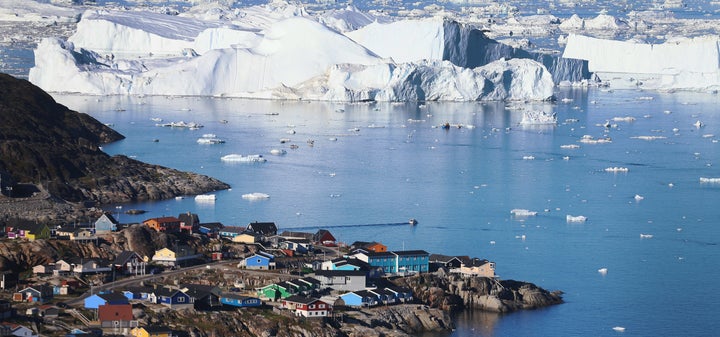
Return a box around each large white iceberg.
[28,8,558,101]
[563,34,720,91]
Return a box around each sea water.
[51,88,720,337]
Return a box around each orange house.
[143,217,181,233]
[365,242,387,253]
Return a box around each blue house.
[353,250,429,274]
[340,290,380,307]
[242,251,275,270]
[219,293,262,308]
[94,212,119,233]
[16,285,53,303]
[122,286,153,301]
[198,222,224,237]
[84,292,129,309]
[155,286,193,310]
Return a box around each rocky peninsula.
[0,73,230,222]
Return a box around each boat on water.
[409,218,418,225]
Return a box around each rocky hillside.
[0,73,229,217]
[394,272,563,313]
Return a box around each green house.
[257,282,295,301]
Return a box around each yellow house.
[131,326,173,337]
[456,258,496,278]
[151,246,197,267]
[232,233,259,244]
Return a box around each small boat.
[409,218,418,225]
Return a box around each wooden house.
[151,246,199,267]
[429,254,465,272]
[231,231,260,244]
[84,292,129,309]
[245,221,277,238]
[350,241,387,253]
[98,303,136,329]
[313,229,337,246]
[180,284,222,310]
[72,259,112,274]
[240,251,275,270]
[219,293,262,308]
[257,282,295,301]
[281,296,331,317]
[339,290,380,307]
[94,212,119,233]
[455,257,496,278]
[14,285,53,303]
[198,222,224,237]
[143,217,181,233]
[177,212,200,233]
[114,251,146,276]
[4,323,35,337]
[314,270,367,291]
[16,223,51,241]
[154,287,193,310]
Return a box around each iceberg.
[242,192,270,200]
[566,215,587,223]
[511,209,538,216]
[221,154,267,163]
[27,8,562,101]
[563,34,720,91]
[194,194,216,202]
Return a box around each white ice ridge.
[562,34,720,91]
[511,209,538,216]
[566,215,587,223]
[27,7,567,101]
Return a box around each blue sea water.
[51,88,720,337]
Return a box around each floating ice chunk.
[561,144,580,149]
[270,149,287,155]
[242,192,270,200]
[511,209,538,216]
[522,155,535,160]
[700,177,720,183]
[195,194,216,202]
[631,136,666,141]
[640,233,653,238]
[612,116,636,122]
[566,215,587,223]
[197,134,225,144]
[598,267,608,275]
[520,110,557,125]
[634,194,644,201]
[605,167,629,173]
[694,120,704,128]
[579,135,612,144]
[221,154,267,163]
[563,156,570,160]
[612,326,626,332]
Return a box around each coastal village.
[0,211,502,337]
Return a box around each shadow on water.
[418,310,502,337]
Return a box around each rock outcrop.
[394,272,563,313]
[0,73,229,221]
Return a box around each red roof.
[98,304,133,322]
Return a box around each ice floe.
[566,215,587,223]
[242,192,270,200]
[511,209,538,217]
[220,154,267,163]
[605,167,629,173]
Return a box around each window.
[319,304,325,308]
[309,304,315,309]
[257,259,261,263]
[178,296,185,303]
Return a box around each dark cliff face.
[0,73,229,204]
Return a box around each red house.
[313,229,337,247]
[98,303,135,328]
[282,296,332,317]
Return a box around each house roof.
[220,226,246,234]
[314,229,335,241]
[299,277,321,286]
[113,251,141,265]
[199,222,224,230]
[143,326,173,334]
[98,212,119,224]
[98,303,132,321]
[246,222,277,235]
[177,212,200,226]
[144,217,180,224]
[429,254,462,263]
[314,270,366,277]
[154,286,186,297]
[97,292,130,303]
[181,284,221,298]
[280,231,314,240]
[393,250,429,256]
[220,293,257,301]
[283,295,322,305]
[462,257,492,267]
[364,251,396,258]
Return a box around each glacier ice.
[27,8,565,101]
